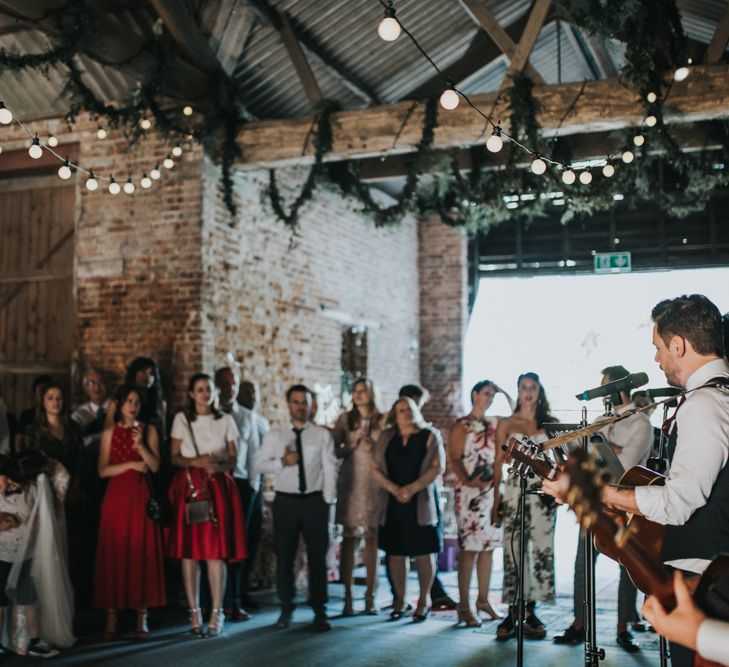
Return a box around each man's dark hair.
[286,384,312,402]
[652,294,724,357]
[601,365,630,382]
[723,313,729,362]
[399,384,428,402]
[214,366,236,384]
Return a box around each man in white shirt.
[555,365,655,652]
[642,571,729,667]
[544,294,729,667]
[238,380,270,446]
[256,384,338,632]
[216,367,260,620]
[71,369,111,449]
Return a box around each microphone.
[576,372,648,401]
[643,387,681,398]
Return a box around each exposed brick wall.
[417,214,468,436]
[200,158,420,424]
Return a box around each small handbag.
[183,415,216,525]
[145,473,172,526]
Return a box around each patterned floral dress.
[453,417,503,551]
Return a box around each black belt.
[275,490,323,498]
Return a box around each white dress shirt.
[171,412,239,458]
[635,358,729,573]
[697,618,729,666]
[256,421,339,504]
[598,402,654,469]
[71,400,111,448]
[227,403,261,490]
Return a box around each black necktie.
[293,428,307,493]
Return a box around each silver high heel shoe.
[207,608,225,638]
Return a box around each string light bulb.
[140,118,152,130]
[150,164,161,180]
[57,159,72,180]
[140,173,152,189]
[645,115,657,127]
[163,154,174,169]
[96,127,107,139]
[28,135,43,159]
[0,102,12,125]
[108,176,120,195]
[561,169,576,185]
[531,156,547,175]
[377,5,401,42]
[646,91,657,104]
[85,172,98,191]
[602,163,615,178]
[47,135,58,148]
[171,145,183,157]
[439,88,460,111]
[674,66,690,82]
[579,170,592,185]
[622,150,635,164]
[183,105,193,117]
[486,127,503,153]
[633,134,645,146]
[123,177,135,194]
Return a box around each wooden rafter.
[149,0,222,75]
[0,0,210,99]
[235,65,729,168]
[706,1,729,64]
[239,0,378,105]
[457,0,544,83]
[280,11,323,109]
[501,0,552,88]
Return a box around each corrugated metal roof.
[0,0,726,124]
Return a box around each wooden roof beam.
[457,0,544,83]
[0,0,210,99]
[501,0,552,88]
[279,11,323,110]
[706,1,729,64]
[239,0,378,105]
[234,64,729,168]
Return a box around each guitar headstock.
[564,448,610,531]
[502,434,555,480]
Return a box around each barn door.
[0,176,76,418]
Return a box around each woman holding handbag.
[94,384,166,640]
[168,373,246,638]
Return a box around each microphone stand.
[515,471,528,667]
[582,404,605,667]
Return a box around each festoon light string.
[375,0,692,185]
[0,100,191,194]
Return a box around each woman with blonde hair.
[372,397,445,622]
[332,378,385,616]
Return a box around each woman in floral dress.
[449,380,510,627]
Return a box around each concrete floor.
[4,508,661,666]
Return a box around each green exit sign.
[594,251,632,274]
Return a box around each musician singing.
[554,365,654,653]
[544,294,729,667]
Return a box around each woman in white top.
[168,373,247,638]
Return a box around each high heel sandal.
[187,608,205,638]
[413,606,430,623]
[456,607,482,628]
[103,611,117,641]
[476,600,504,620]
[207,608,225,638]
[363,592,379,616]
[136,611,150,640]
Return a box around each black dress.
[378,428,441,556]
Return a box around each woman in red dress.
[94,384,166,640]
[167,373,246,638]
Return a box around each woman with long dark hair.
[124,358,167,431]
[332,378,385,615]
[167,373,246,638]
[94,384,166,640]
[372,397,445,622]
[491,372,558,641]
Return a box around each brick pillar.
[418,214,468,435]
